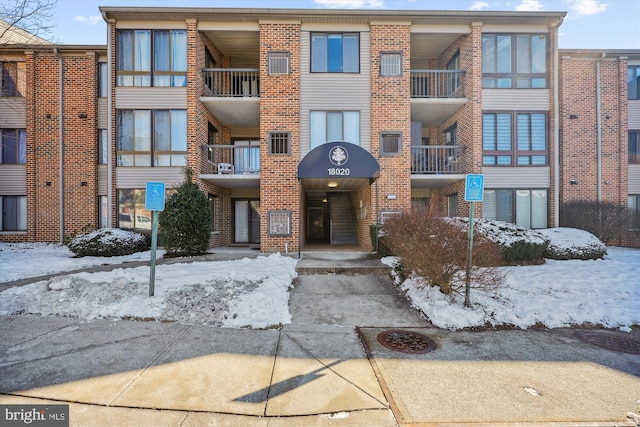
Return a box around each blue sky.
[50,0,638,49]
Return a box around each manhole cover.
[377,329,437,354]
[574,331,640,355]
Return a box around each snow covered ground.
[0,228,638,330]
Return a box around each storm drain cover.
[377,329,437,354]
[574,331,640,355]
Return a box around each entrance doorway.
[234,200,260,243]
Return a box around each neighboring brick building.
[1,7,639,249]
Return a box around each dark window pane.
[327,34,342,72]
[154,31,170,71]
[154,110,171,151]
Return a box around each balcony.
[410,70,467,128]
[200,68,260,128]
[199,144,260,189]
[411,145,465,188]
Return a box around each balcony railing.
[202,68,260,97]
[202,144,260,175]
[411,70,465,98]
[411,145,462,174]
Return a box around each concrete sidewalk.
[1,249,639,426]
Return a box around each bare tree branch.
[0,0,56,44]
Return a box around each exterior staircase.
[328,193,358,245]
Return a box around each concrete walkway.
[1,249,639,426]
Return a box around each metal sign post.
[145,182,165,297]
[464,174,484,307]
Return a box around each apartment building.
[1,7,638,250]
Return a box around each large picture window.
[629,66,640,100]
[0,129,26,164]
[482,34,547,88]
[0,195,26,231]
[483,189,547,228]
[310,111,360,149]
[116,29,187,87]
[117,109,187,166]
[483,112,547,166]
[629,131,640,164]
[118,188,173,230]
[311,33,359,73]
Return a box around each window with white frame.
[483,189,547,228]
[380,52,402,76]
[0,195,26,231]
[380,132,401,155]
[116,29,187,87]
[117,109,187,166]
[311,33,359,73]
[268,51,290,75]
[310,111,360,149]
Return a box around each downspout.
[596,52,606,202]
[54,47,64,243]
[553,24,560,227]
[106,18,114,227]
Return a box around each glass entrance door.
[234,200,260,243]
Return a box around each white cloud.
[566,0,608,16]
[515,0,544,11]
[313,0,384,8]
[74,15,102,25]
[470,1,490,10]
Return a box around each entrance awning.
[297,141,380,180]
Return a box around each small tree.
[159,168,212,257]
[382,210,505,295]
[1,0,56,43]
[560,200,634,244]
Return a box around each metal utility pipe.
[54,48,64,243]
[106,20,114,227]
[596,52,606,201]
[552,25,560,227]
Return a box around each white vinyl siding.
[98,98,108,129]
[629,101,640,129]
[300,30,370,156]
[482,89,550,110]
[98,165,108,195]
[116,167,183,189]
[115,87,187,109]
[0,164,26,194]
[483,166,550,188]
[629,164,640,194]
[0,98,26,127]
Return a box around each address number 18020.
[327,168,350,176]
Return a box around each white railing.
[202,68,260,97]
[410,70,465,98]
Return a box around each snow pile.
[0,253,298,329]
[538,227,607,260]
[448,217,548,248]
[68,228,149,257]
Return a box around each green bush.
[68,228,150,257]
[158,168,212,257]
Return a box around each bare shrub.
[382,210,505,295]
[560,200,635,245]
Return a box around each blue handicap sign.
[145,182,166,211]
[465,174,484,202]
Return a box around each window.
[629,66,640,100]
[629,131,640,164]
[116,29,187,87]
[208,194,217,231]
[98,62,108,97]
[98,129,107,165]
[0,62,18,96]
[99,195,109,229]
[311,33,359,73]
[482,34,547,88]
[0,195,26,231]
[0,129,26,164]
[447,194,458,217]
[483,189,547,228]
[310,111,360,148]
[483,112,547,166]
[445,123,457,145]
[380,52,402,76]
[268,210,291,236]
[118,188,173,230]
[268,51,290,75]
[380,132,402,155]
[446,50,461,95]
[117,110,187,166]
[269,132,291,155]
